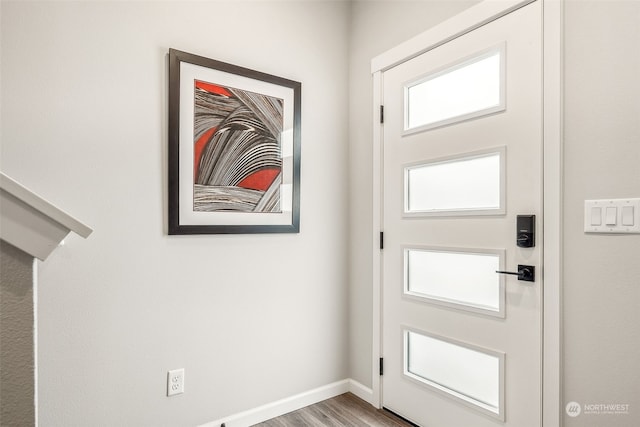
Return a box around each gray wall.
[2,0,639,425]
[1,1,349,425]
[0,242,35,426]
[563,1,640,425]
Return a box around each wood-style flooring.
[252,393,415,427]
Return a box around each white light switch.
[584,198,640,234]
[622,206,634,226]
[605,207,617,225]
[590,207,602,225]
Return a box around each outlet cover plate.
[167,368,184,396]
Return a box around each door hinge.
[379,357,384,376]
[379,231,384,250]
[380,105,384,124]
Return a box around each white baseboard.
[198,378,375,427]
[348,379,374,406]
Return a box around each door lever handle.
[496,265,535,282]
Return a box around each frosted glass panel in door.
[405,45,505,132]
[405,330,504,418]
[405,248,504,316]
[404,149,504,215]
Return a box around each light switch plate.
[584,198,640,234]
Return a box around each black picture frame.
[168,49,301,234]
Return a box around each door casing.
[370,1,563,426]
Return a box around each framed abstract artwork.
[168,49,301,234]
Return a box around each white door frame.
[370,1,563,426]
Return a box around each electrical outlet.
[167,368,184,396]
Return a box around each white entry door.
[381,1,542,426]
